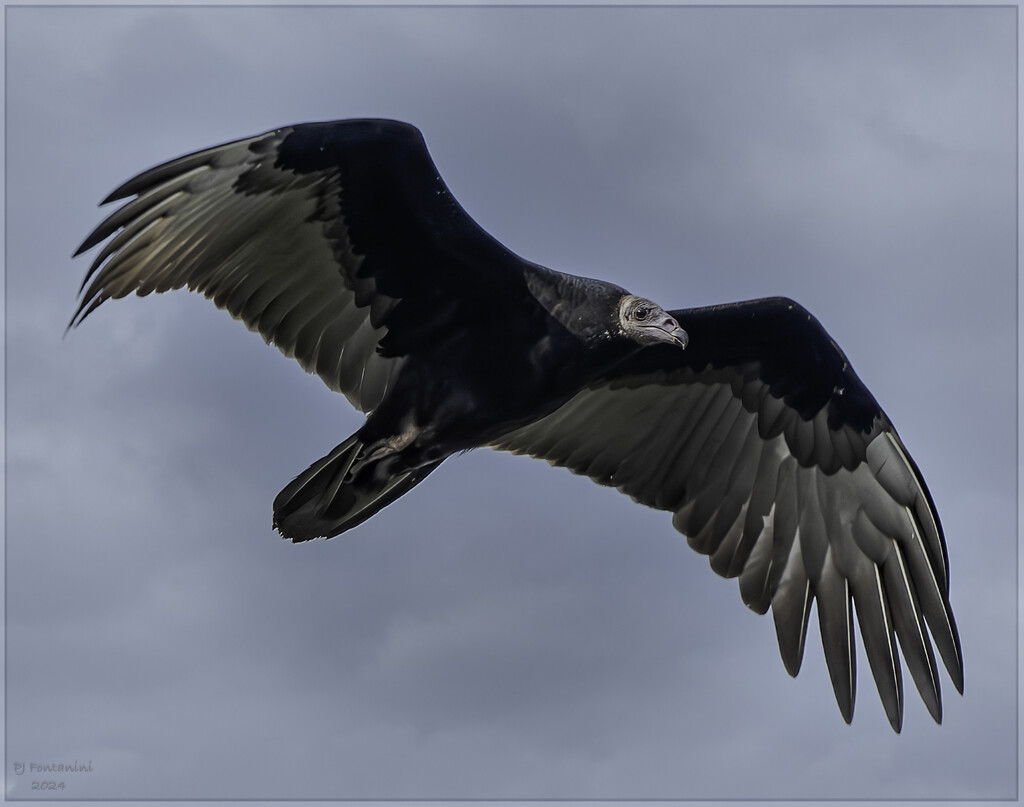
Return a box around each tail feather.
[273,435,441,542]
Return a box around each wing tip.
[949,656,965,696]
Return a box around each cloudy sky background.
[4,4,1018,803]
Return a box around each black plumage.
[72,118,962,731]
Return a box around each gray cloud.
[5,4,1016,803]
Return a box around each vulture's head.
[617,295,689,349]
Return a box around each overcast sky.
[4,4,1018,804]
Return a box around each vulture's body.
[73,119,962,731]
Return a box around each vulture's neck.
[521,264,626,345]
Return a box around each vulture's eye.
[634,306,651,321]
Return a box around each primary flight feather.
[73,118,962,731]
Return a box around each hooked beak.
[668,323,689,349]
[644,315,688,350]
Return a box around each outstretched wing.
[72,119,530,412]
[492,297,963,731]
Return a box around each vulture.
[72,118,962,731]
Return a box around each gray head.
[617,294,689,349]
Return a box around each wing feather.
[816,565,856,723]
[850,562,904,731]
[770,535,813,677]
[884,544,942,722]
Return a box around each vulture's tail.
[273,434,442,542]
